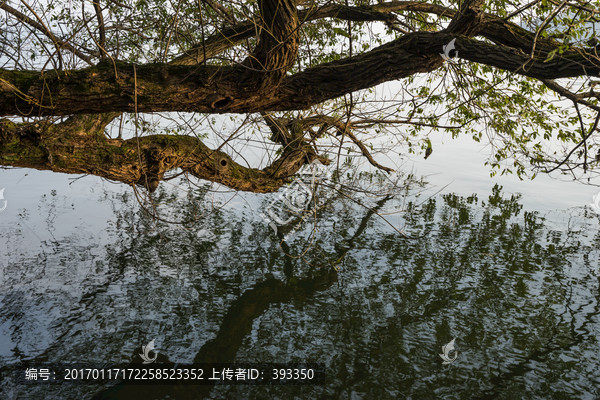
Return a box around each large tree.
[1,0,600,192]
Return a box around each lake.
[1,132,600,399]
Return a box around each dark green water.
[1,180,599,399]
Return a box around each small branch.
[201,0,236,25]
[344,129,394,173]
[1,2,92,65]
[290,114,394,173]
[92,0,106,59]
[18,0,64,69]
[504,0,542,20]
[544,110,600,173]
[351,118,463,129]
[530,0,568,58]
[542,80,600,112]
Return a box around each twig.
[545,109,600,173]
[17,0,64,69]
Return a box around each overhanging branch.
[1,30,600,117]
[0,115,326,193]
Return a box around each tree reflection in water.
[0,177,599,399]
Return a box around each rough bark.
[2,34,598,117]
[242,0,299,88]
[0,115,327,192]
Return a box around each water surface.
[1,174,599,399]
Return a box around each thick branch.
[451,37,600,80]
[1,32,600,117]
[241,0,299,88]
[267,33,600,110]
[445,0,484,35]
[0,116,324,192]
